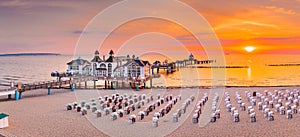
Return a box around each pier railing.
[0,88,15,92]
[0,87,17,97]
[0,74,153,101]
[151,59,215,74]
[1,75,151,92]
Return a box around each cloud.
[1,0,300,54]
[252,36,300,42]
[176,32,217,41]
[214,21,279,37]
[0,0,27,7]
[73,30,85,34]
[250,36,300,53]
[219,39,244,46]
[214,21,278,32]
[264,6,297,15]
[242,21,278,28]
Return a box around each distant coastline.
[0,53,60,56]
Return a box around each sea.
[1,54,300,90]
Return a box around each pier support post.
[122,81,125,88]
[71,84,75,92]
[105,81,107,89]
[166,67,169,75]
[15,90,19,101]
[111,82,114,90]
[150,79,153,88]
[8,94,11,100]
[85,81,87,89]
[48,88,51,95]
[19,92,22,99]
[94,81,96,89]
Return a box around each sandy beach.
[1,87,300,137]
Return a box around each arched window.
[100,63,106,68]
[100,63,106,76]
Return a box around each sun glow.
[245,46,255,53]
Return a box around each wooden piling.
[135,83,139,91]
[15,90,19,101]
[122,81,125,88]
[19,92,22,99]
[93,80,96,89]
[48,88,51,95]
[71,84,75,91]
[166,67,169,75]
[111,81,114,89]
[116,81,119,89]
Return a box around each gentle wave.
[267,64,300,66]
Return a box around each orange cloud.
[2,0,300,55]
[264,6,297,15]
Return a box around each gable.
[123,61,139,67]
[91,56,102,62]
[67,58,91,66]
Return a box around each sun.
[244,46,255,53]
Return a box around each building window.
[128,64,137,77]
[108,63,112,77]
[100,63,106,76]
[93,63,97,75]
[137,67,140,76]
[71,65,79,70]
[116,67,124,77]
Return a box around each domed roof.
[95,50,99,55]
[189,53,194,58]
[109,50,114,55]
[189,53,194,60]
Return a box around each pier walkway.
[0,75,152,101]
[0,55,215,101]
[151,59,215,74]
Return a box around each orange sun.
[244,46,255,53]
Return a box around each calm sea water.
[1,54,300,89]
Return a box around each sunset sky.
[1,0,300,55]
